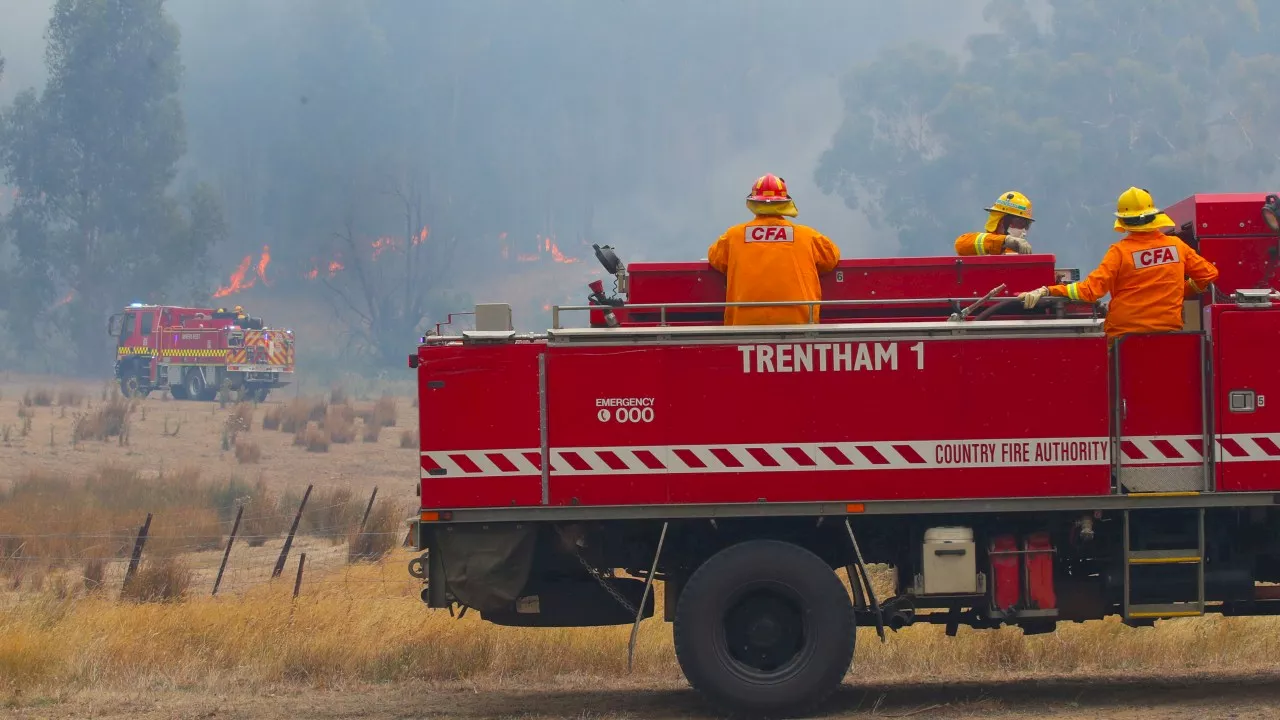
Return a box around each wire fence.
[0,481,424,603]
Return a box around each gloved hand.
[1019,286,1048,309]
[1002,236,1032,254]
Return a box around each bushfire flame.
[305,226,428,280]
[214,245,271,298]
[499,232,581,264]
[54,291,74,307]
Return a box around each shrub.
[262,404,282,430]
[280,399,311,433]
[399,429,419,449]
[24,388,54,407]
[329,384,348,405]
[362,422,381,443]
[83,558,105,593]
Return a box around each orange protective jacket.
[1048,231,1219,341]
[955,232,1018,256]
[708,216,840,325]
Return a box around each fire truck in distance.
[409,193,1280,718]
[108,303,295,401]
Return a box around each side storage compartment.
[1112,332,1207,493]
[1213,305,1280,491]
[417,342,547,508]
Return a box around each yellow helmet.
[1113,187,1175,233]
[234,305,244,314]
[983,191,1034,232]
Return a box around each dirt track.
[7,672,1280,719]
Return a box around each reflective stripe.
[1187,278,1201,293]
[974,233,987,256]
[1066,283,1081,301]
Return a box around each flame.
[371,236,396,260]
[256,245,271,284]
[54,291,74,307]
[305,267,318,280]
[328,260,344,275]
[214,246,271,298]
[413,226,429,246]
[214,255,255,298]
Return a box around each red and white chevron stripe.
[421,433,1280,478]
[1120,433,1280,464]
[421,437,1113,478]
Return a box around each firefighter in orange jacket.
[1017,187,1219,344]
[708,174,840,325]
[955,191,1035,256]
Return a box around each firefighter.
[1017,187,1219,344]
[955,191,1035,256]
[708,174,840,325]
[233,305,248,325]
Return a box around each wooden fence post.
[359,486,379,531]
[293,553,306,598]
[212,504,244,596]
[122,513,152,592]
[272,484,312,578]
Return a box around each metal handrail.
[551,295,1079,330]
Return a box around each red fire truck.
[108,304,295,401]
[409,192,1280,717]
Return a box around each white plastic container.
[921,527,977,594]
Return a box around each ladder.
[1122,505,1206,620]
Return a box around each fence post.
[212,504,244,596]
[293,553,306,598]
[273,484,312,578]
[122,513,152,591]
[359,487,378,531]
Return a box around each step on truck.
[108,304,295,401]
[408,192,1280,718]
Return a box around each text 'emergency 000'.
[738,342,924,374]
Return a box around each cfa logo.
[745,225,793,243]
[1132,245,1180,269]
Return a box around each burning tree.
[318,173,465,368]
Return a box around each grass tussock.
[22,388,54,407]
[399,429,418,449]
[72,395,134,443]
[119,556,193,603]
[322,404,357,444]
[262,404,282,430]
[55,387,86,407]
[362,422,382,443]
[227,402,254,436]
[347,498,403,562]
[300,425,329,453]
[234,439,262,464]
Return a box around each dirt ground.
[6,671,1280,719]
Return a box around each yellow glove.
[1019,286,1048,309]
[1002,236,1032,254]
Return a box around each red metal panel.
[1115,332,1203,468]
[417,343,545,508]
[1165,193,1274,238]
[1197,236,1280,296]
[626,255,1058,306]
[1213,306,1280,492]
[1024,531,1056,610]
[536,333,1110,506]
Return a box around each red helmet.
[747,174,791,202]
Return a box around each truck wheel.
[169,384,189,400]
[184,370,205,401]
[119,377,140,398]
[673,539,855,719]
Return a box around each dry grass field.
[5,373,1280,718]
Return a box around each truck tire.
[184,370,205,402]
[673,539,855,719]
[119,376,140,398]
[169,385,189,400]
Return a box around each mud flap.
[435,523,536,613]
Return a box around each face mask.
[1006,225,1028,240]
